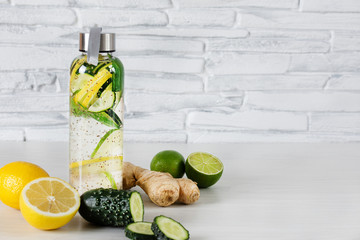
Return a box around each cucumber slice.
[88,84,115,113]
[71,73,93,93]
[125,222,155,240]
[109,56,124,92]
[71,96,121,129]
[130,192,144,223]
[93,62,112,74]
[113,91,122,109]
[74,68,112,108]
[151,216,189,240]
[91,129,123,159]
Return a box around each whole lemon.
[0,161,49,209]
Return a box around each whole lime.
[150,150,185,178]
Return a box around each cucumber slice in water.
[71,73,93,93]
[91,129,123,158]
[71,93,121,128]
[125,222,155,240]
[151,216,189,240]
[88,84,115,113]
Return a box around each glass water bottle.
[69,31,124,195]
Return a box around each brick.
[326,74,360,90]
[250,29,331,40]
[125,92,240,113]
[12,0,69,6]
[175,0,298,9]
[302,0,360,12]
[25,127,68,141]
[0,46,73,71]
[122,56,204,74]
[289,53,360,72]
[55,71,70,93]
[246,91,360,112]
[333,31,360,52]
[115,28,249,38]
[241,11,360,30]
[208,38,329,53]
[18,70,68,93]
[126,112,185,131]
[125,131,187,143]
[27,71,56,92]
[188,130,360,143]
[311,113,360,133]
[168,9,236,27]
[0,112,67,127]
[206,53,290,75]
[80,9,168,27]
[116,37,204,54]
[207,75,328,91]
[0,7,75,25]
[188,110,307,131]
[74,0,172,8]
[126,73,203,93]
[0,129,24,141]
[0,25,77,45]
[0,94,68,112]
[0,72,26,93]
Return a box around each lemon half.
[20,177,80,230]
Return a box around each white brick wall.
[0,0,359,142]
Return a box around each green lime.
[150,150,185,178]
[185,152,224,188]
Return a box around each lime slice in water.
[88,84,115,113]
[91,129,123,159]
[71,73,93,93]
[185,152,224,188]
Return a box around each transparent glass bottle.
[69,32,124,195]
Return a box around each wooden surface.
[0,142,360,240]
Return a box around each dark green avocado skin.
[79,188,134,227]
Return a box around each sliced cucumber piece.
[113,91,122,109]
[151,216,189,240]
[109,56,124,92]
[71,73,93,93]
[91,129,123,158]
[125,222,155,240]
[130,192,144,223]
[71,96,121,129]
[88,84,115,113]
[74,68,112,108]
[105,109,122,126]
[93,62,108,74]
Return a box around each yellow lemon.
[0,161,49,209]
[20,177,80,230]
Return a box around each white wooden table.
[0,142,359,240]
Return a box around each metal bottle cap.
[79,32,116,52]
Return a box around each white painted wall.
[0,0,359,142]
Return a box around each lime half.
[185,152,223,188]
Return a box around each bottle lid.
[79,32,115,52]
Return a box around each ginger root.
[122,162,200,207]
